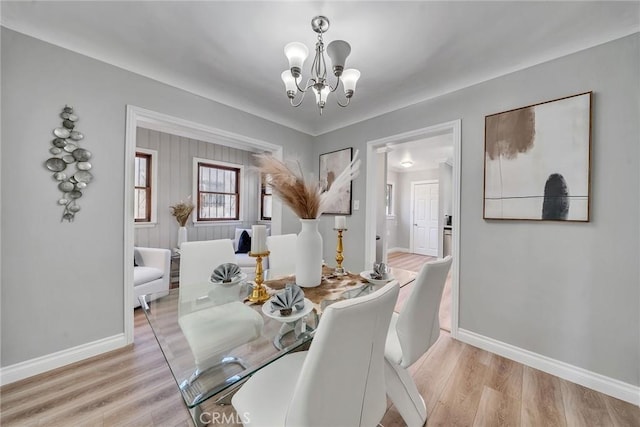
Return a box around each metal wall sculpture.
[45,106,93,222]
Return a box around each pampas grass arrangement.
[170,197,194,226]
[255,151,360,219]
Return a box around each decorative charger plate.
[262,297,314,322]
[360,271,394,286]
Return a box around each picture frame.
[319,147,353,215]
[483,92,592,221]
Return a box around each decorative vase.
[295,219,323,287]
[177,226,187,249]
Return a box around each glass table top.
[140,267,416,410]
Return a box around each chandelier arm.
[327,74,341,93]
[290,90,308,108]
[295,78,316,93]
[336,96,351,108]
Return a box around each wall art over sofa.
[483,92,592,221]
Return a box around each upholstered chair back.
[179,239,236,287]
[287,281,399,427]
[266,234,297,278]
[396,255,452,368]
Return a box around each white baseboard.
[388,247,410,253]
[457,328,640,405]
[0,333,127,386]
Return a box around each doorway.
[365,120,461,337]
[123,106,283,344]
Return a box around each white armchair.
[133,247,171,308]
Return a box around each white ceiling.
[2,1,638,136]
[387,134,453,173]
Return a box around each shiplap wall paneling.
[134,128,260,250]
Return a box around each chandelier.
[281,16,361,115]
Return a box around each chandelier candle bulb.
[251,225,267,254]
[335,216,346,230]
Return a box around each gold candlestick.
[248,251,270,303]
[334,228,347,276]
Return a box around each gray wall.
[313,34,640,386]
[386,170,400,250]
[134,128,265,250]
[1,28,313,366]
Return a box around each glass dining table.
[139,267,416,427]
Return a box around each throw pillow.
[133,248,144,267]
[236,230,251,254]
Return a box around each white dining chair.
[232,280,400,427]
[179,239,236,287]
[266,233,297,278]
[384,255,452,427]
[178,239,263,385]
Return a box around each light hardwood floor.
[2,308,638,426]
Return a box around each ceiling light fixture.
[400,160,414,168]
[281,16,360,115]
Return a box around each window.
[134,152,152,222]
[196,161,240,221]
[385,183,394,216]
[261,174,272,220]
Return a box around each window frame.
[260,174,273,221]
[134,148,158,225]
[192,157,244,223]
[385,182,395,217]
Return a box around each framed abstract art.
[483,92,592,221]
[319,147,353,215]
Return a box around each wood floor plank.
[150,398,193,427]
[485,353,523,400]
[33,363,171,426]
[425,345,490,426]
[380,404,405,427]
[521,366,567,427]
[102,381,184,426]
[387,252,436,272]
[560,379,613,426]
[603,394,640,427]
[472,386,521,427]
[415,333,466,416]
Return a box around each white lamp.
[400,160,414,168]
[327,40,351,76]
[284,42,309,77]
[281,71,299,97]
[341,69,361,98]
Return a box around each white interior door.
[412,182,439,256]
